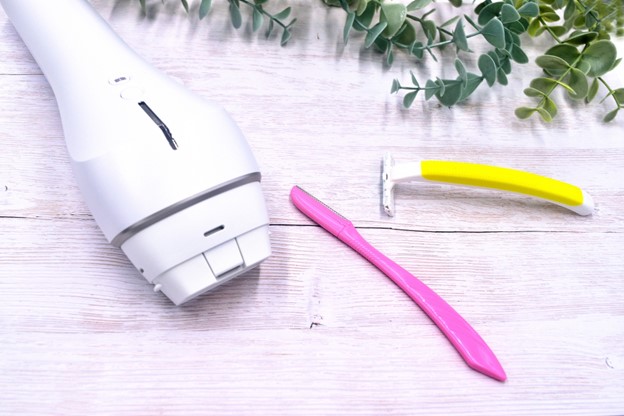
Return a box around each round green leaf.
[566,67,589,99]
[229,2,242,28]
[343,12,356,44]
[478,53,497,86]
[436,80,463,106]
[518,2,539,17]
[455,59,468,85]
[481,18,506,49]
[564,31,598,45]
[612,88,624,103]
[535,54,571,71]
[500,4,521,23]
[544,44,580,65]
[425,79,438,100]
[586,78,600,103]
[580,40,618,77]
[536,107,553,122]
[380,3,407,38]
[542,96,558,118]
[459,73,483,101]
[497,68,508,85]
[478,2,504,25]
[199,0,212,19]
[393,22,416,47]
[403,91,418,108]
[523,87,545,97]
[515,107,537,119]
[453,20,470,51]
[511,44,529,63]
[603,108,619,122]
[364,21,388,48]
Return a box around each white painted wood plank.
[1,1,623,415]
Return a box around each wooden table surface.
[1,1,623,414]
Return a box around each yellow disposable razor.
[382,153,594,217]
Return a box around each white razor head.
[382,152,396,217]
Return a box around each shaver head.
[120,181,271,305]
[382,152,397,217]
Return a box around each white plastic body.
[382,153,594,217]
[2,0,271,305]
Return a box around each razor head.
[382,152,396,217]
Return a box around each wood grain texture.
[1,1,623,415]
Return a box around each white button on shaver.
[120,86,144,100]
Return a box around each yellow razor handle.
[382,154,594,216]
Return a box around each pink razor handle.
[291,186,506,382]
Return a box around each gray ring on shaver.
[110,172,262,247]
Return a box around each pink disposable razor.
[290,185,506,382]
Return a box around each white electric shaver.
[1,0,272,305]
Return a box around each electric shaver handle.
[0,0,144,93]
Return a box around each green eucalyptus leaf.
[613,88,624,102]
[481,18,506,48]
[603,108,619,122]
[579,40,618,77]
[140,0,146,12]
[394,22,417,47]
[265,18,274,38]
[563,0,576,20]
[497,68,509,85]
[543,96,558,118]
[474,0,491,15]
[364,21,388,48]
[199,0,212,19]
[274,6,291,20]
[252,7,264,32]
[181,0,189,13]
[478,53,498,86]
[487,51,500,65]
[436,80,463,106]
[356,0,370,15]
[411,41,424,59]
[373,35,389,53]
[536,107,553,122]
[518,2,539,17]
[586,78,599,102]
[564,32,598,45]
[380,3,407,38]
[407,0,432,11]
[422,20,437,42]
[576,60,591,74]
[453,20,470,51]
[544,44,580,64]
[229,1,242,28]
[358,2,377,28]
[343,12,356,43]
[566,67,589,99]
[425,79,438,100]
[391,79,401,94]
[478,2,504,26]
[527,18,545,36]
[442,16,461,28]
[403,90,418,108]
[435,77,447,96]
[449,0,463,7]
[280,29,292,46]
[455,59,468,87]
[386,45,394,66]
[530,76,576,94]
[507,20,528,34]
[611,58,621,71]
[410,71,419,87]
[536,54,571,71]
[510,44,529,63]
[515,106,537,119]
[500,4,521,23]
[524,87,545,97]
[459,73,484,101]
